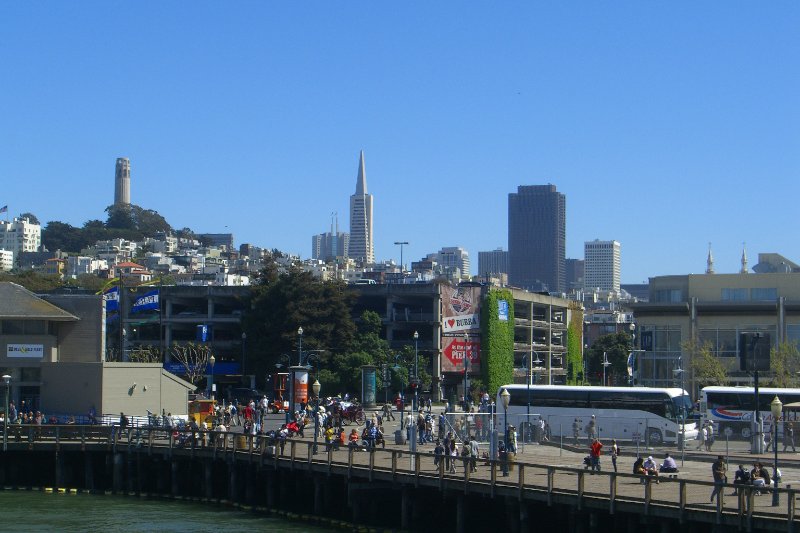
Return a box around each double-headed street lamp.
[771,395,783,507]
[3,374,11,452]
[500,388,511,476]
[312,379,322,455]
[602,352,611,386]
[209,354,216,400]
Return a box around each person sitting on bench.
[659,453,679,474]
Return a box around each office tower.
[114,157,131,205]
[584,240,621,292]
[508,184,566,293]
[478,248,509,278]
[312,214,349,262]
[431,246,470,279]
[348,151,374,264]
[565,258,585,292]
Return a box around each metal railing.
[1,424,796,530]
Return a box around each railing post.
[679,479,687,523]
[787,488,795,533]
[439,455,445,490]
[369,449,375,482]
[490,460,497,498]
[347,446,354,479]
[327,446,333,475]
[414,453,420,488]
[716,482,723,524]
[55,426,60,450]
[81,425,86,451]
[644,476,651,515]
[609,472,616,515]
[392,451,398,481]
[463,457,470,493]
[577,471,584,511]
[547,467,554,507]
[747,485,754,532]
[307,441,313,468]
[517,464,524,500]
[290,440,297,469]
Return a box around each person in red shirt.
[589,438,603,472]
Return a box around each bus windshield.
[671,394,693,421]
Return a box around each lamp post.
[771,395,782,507]
[500,388,510,476]
[410,331,420,460]
[394,241,409,273]
[209,354,216,400]
[673,358,685,456]
[297,327,304,366]
[241,332,247,387]
[413,331,419,412]
[463,333,470,412]
[602,352,611,386]
[312,379,321,455]
[3,374,10,452]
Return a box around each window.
[721,288,748,301]
[750,288,777,301]
[655,289,682,303]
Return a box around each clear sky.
[1,3,798,283]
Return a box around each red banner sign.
[442,336,481,373]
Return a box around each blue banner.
[131,289,159,313]
[103,286,119,312]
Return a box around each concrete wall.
[41,362,193,417]
[40,362,103,416]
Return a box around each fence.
[2,424,797,530]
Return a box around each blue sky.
[1,3,798,283]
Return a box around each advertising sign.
[293,370,309,413]
[361,366,377,408]
[7,344,44,358]
[442,285,482,334]
[441,336,481,373]
[498,299,509,321]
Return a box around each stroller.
[583,455,592,469]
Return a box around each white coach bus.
[700,386,800,440]
[495,385,697,446]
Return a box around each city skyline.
[1,4,798,283]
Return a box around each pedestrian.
[705,421,715,451]
[710,455,727,503]
[610,439,620,472]
[784,422,796,452]
[469,435,479,472]
[382,402,395,421]
[585,415,597,445]
[589,438,603,472]
[572,418,580,445]
[696,421,708,450]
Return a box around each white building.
[431,246,470,280]
[584,239,621,293]
[0,217,41,264]
[0,249,13,271]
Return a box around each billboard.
[442,285,481,334]
[7,344,44,358]
[293,370,309,413]
[442,336,481,373]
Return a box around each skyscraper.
[508,184,566,293]
[478,248,509,278]
[312,213,349,262]
[114,157,131,206]
[348,151,374,264]
[584,240,621,292]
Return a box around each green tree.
[42,221,84,252]
[19,212,40,224]
[770,341,800,388]
[683,339,729,387]
[0,270,63,292]
[586,333,631,385]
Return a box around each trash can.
[395,429,406,445]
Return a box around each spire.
[706,242,715,274]
[355,150,367,195]
[741,242,748,274]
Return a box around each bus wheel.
[741,427,751,439]
[647,429,663,446]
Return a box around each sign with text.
[498,299,509,321]
[442,285,482,334]
[7,344,44,358]
[442,336,481,373]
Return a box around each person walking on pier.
[710,455,727,503]
[381,402,395,422]
[585,415,597,445]
[784,422,796,452]
[610,439,620,472]
[572,418,580,445]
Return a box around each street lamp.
[771,395,782,507]
[394,241,409,273]
[3,374,10,452]
[602,352,611,386]
[410,331,420,459]
[500,388,510,476]
[241,332,247,387]
[673,358,685,455]
[297,327,304,366]
[312,379,322,455]
[209,354,216,400]
[413,331,419,412]
[463,333,469,411]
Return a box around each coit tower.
[114,157,131,205]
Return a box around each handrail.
[2,426,797,527]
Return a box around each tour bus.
[495,385,697,446]
[700,386,800,440]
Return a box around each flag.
[103,286,119,312]
[0,205,7,214]
[131,289,159,313]
[626,352,635,377]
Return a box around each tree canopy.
[586,332,632,385]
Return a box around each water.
[0,491,336,532]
